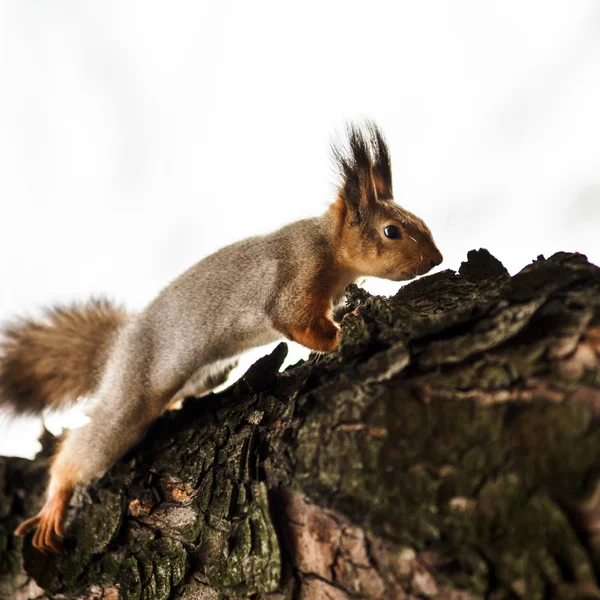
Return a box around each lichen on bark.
[1,249,600,599]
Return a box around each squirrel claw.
[15,490,71,554]
[14,514,40,538]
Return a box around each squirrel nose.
[429,250,443,269]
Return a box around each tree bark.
[2,249,600,600]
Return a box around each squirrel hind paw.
[15,502,68,554]
[33,513,64,554]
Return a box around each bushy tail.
[0,298,128,415]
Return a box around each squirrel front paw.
[287,316,339,352]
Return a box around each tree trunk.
[2,249,600,600]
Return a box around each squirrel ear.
[332,123,378,223]
[368,122,393,200]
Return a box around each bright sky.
[1,1,599,457]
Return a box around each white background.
[1,1,599,457]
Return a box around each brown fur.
[330,122,442,281]
[14,457,76,553]
[287,315,339,352]
[285,284,339,352]
[0,298,127,415]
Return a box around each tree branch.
[2,249,600,600]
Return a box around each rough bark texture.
[2,249,600,600]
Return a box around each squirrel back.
[0,299,127,415]
[0,121,442,417]
[1,122,442,418]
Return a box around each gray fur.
[57,213,344,483]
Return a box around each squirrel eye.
[384,225,402,240]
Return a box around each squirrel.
[3,122,442,553]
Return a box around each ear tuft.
[331,121,393,222]
[367,121,393,200]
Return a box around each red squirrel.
[3,122,442,553]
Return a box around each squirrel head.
[331,122,443,282]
